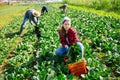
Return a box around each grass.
[52,4,120,19]
[62,0,120,14]
[0,4,32,30]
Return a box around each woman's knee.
[55,49,61,56]
[55,46,69,57]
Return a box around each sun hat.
[62,17,71,23]
[32,10,40,17]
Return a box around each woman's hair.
[59,17,71,36]
[61,26,66,36]
[59,17,71,37]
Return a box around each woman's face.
[62,20,71,31]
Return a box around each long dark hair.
[61,26,66,37]
[60,19,71,37]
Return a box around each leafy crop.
[0,3,120,80]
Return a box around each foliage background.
[62,0,120,14]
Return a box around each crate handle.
[67,42,84,59]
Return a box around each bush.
[62,0,120,13]
[111,0,120,12]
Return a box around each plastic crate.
[68,60,87,76]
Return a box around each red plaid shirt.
[58,27,80,47]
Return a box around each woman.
[56,17,84,59]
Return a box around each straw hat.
[32,10,40,17]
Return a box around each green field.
[0,3,32,29]
[63,0,120,14]
[0,3,120,80]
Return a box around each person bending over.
[19,9,40,35]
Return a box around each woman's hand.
[64,45,68,48]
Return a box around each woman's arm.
[58,29,67,47]
[68,28,79,45]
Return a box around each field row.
[0,3,120,79]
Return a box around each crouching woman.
[55,17,84,58]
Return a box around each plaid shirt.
[58,27,80,47]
